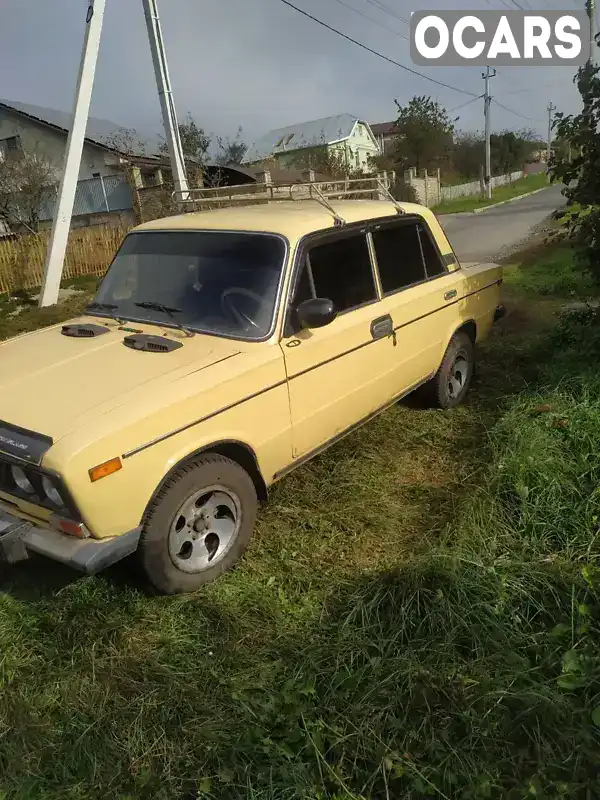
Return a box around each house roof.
[370,121,399,137]
[243,114,366,164]
[0,99,162,157]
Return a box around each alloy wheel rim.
[447,351,469,400]
[168,485,241,574]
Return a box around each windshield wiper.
[134,301,195,337]
[86,302,126,324]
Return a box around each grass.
[2,238,600,798]
[0,275,99,342]
[434,172,549,215]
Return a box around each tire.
[138,454,258,594]
[423,331,474,409]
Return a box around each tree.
[159,112,210,164]
[101,126,150,223]
[0,146,57,233]
[392,95,455,173]
[452,132,485,180]
[283,143,364,179]
[216,126,247,165]
[490,130,534,175]
[102,126,147,158]
[551,56,600,280]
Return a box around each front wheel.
[423,331,474,409]
[138,454,258,594]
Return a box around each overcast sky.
[0,0,587,149]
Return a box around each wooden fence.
[0,226,129,295]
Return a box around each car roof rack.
[171,176,405,226]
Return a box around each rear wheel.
[423,331,474,409]
[139,454,257,594]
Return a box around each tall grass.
[1,241,600,798]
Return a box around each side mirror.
[295,297,337,330]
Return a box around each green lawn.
[1,241,600,798]
[434,171,550,214]
[0,275,99,342]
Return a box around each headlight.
[42,475,65,507]
[11,465,35,494]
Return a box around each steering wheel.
[221,287,264,331]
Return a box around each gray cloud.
[0,0,583,149]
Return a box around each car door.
[279,227,395,460]
[370,216,463,392]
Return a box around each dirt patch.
[495,219,556,265]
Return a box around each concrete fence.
[405,167,525,207]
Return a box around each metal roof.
[370,121,399,137]
[243,114,363,164]
[0,100,162,156]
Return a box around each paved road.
[439,184,565,263]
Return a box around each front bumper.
[0,511,141,575]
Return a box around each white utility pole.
[546,102,556,178]
[142,0,189,199]
[483,66,496,201]
[39,0,106,307]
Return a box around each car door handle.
[444,289,457,301]
[370,314,394,341]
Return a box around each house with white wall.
[0,100,168,187]
[243,114,380,174]
[0,100,130,180]
[0,101,172,232]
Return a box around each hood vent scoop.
[123,333,183,353]
[62,323,110,338]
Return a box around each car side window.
[308,233,376,313]
[418,223,447,278]
[372,220,447,294]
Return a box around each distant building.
[0,100,170,231]
[243,114,380,174]
[0,100,169,188]
[370,121,400,156]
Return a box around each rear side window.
[419,224,446,278]
[372,221,446,294]
[308,233,376,313]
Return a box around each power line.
[363,0,409,25]
[492,97,545,123]
[274,0,481,97]
[448,95,484,113]
[498,82,555,96]
[328,0,407,39]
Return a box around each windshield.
[92,231,287,340]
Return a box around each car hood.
[0,317,240,443]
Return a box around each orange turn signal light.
[89,457,122,483]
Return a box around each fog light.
[10,465,35,495]
[42,475,65,507]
